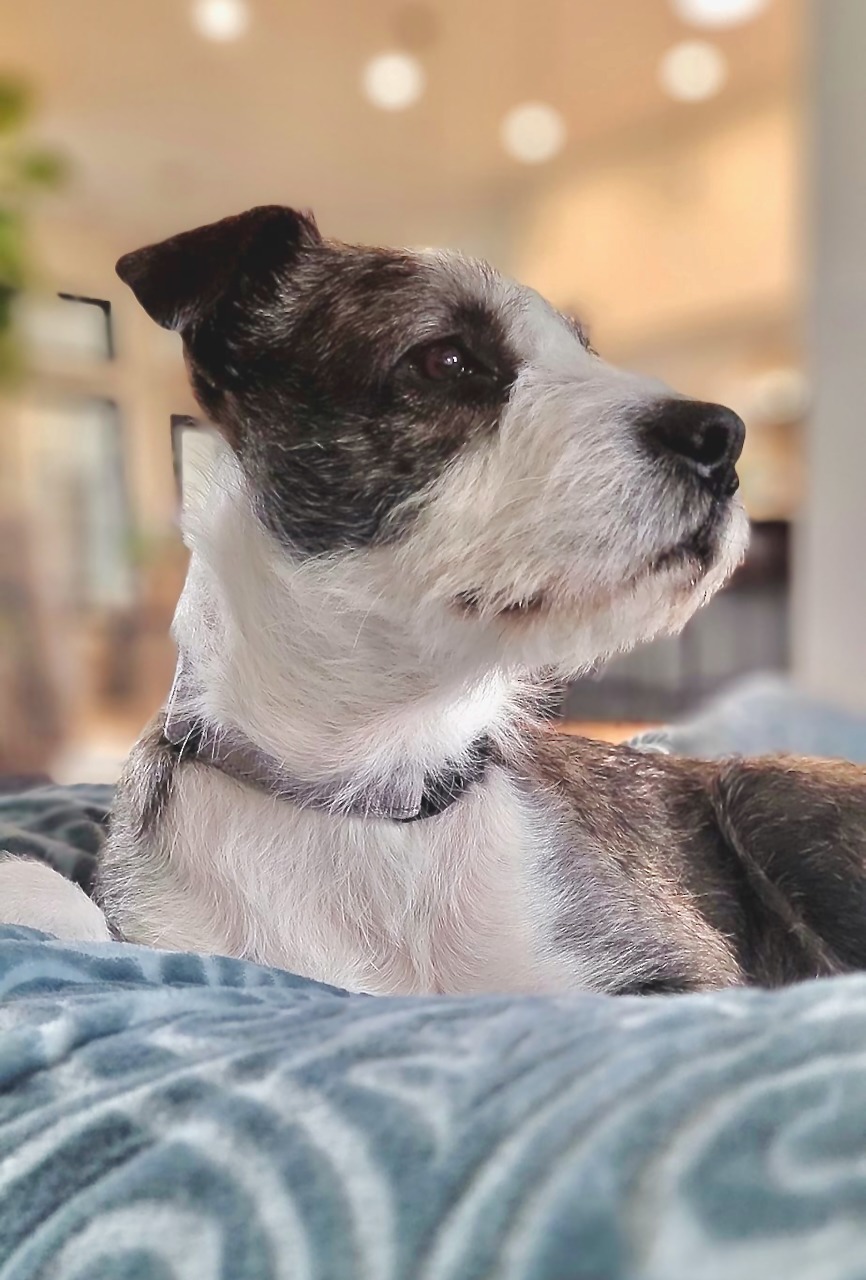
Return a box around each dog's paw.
[0,856,111,942]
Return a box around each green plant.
[0,77,67,381]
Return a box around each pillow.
[2,924,866,1279]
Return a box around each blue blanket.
[3,925,866,1280]
[4,675,866,1279]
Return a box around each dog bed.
[3,676,866,1280]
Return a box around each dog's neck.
[169,450,522,798]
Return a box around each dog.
[4,203,866,997]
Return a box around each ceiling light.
[361,52,425,111]
[659,40,728,102]
[192,0,250,41]
[671,0,769,28]
[500,103,566,165]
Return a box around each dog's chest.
[142,764,559,995]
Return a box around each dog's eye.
[422,343,466,380]
[413,339,485,382]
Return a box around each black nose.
[641,399,745,495]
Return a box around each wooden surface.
[560,722,651,744]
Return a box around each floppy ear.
[115,205,321,334]
[712,756,866,981]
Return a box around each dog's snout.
[641,399,745,495]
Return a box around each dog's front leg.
[0,856,111,942]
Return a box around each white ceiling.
[3,0,800,252]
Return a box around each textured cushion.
[3,925,866,1280]
[0,783,111,891]
[631,673,866,763]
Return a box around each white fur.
[4,253,749,993]
[105,764,586,995]
[0,857,111,942]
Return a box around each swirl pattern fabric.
[0,783,111,893]
[2,925,866,1280]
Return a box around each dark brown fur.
[117,207,520,554]
[519,727,866,992]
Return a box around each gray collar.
[163,666,492,823]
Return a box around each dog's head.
[117,205,748,679]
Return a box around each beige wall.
[515,101,801,354]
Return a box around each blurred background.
[1,0,861,781]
